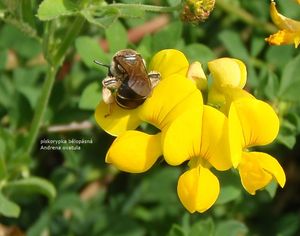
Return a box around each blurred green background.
[0,0,300,235]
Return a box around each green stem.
[53,16,85,65]
[25,15,85,155]
[216,0,276,33]
[108,3,182,13]
[25,66,57,155]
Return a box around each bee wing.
[128,73,152,97]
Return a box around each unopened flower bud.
[187,61,207,90]
[208,58,247,90]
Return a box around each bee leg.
[102,76,121,117]
[102,87,114,117]
[102,76,121,90]
[102,87,114,105]
[148,71,161,88]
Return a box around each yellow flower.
[208,58,286,195]
[265,0,300,48]
[105,76,203,172]
[176,105,232,213]
[207,57,247,112]
[94,49,190,136]
[103,50,232,213]
[228,93,286,194]
[104,49,204,173]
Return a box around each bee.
[94,49,160,112]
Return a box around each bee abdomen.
[116,93,146,109]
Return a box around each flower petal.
[161,97,203,166]
[208,58,247,90]
[228,102,244,168]
[95,101,142,136]
[149,49,189,79]
[105,131,162,173]
[207,85,226,109]
[265,30,300,48]
[252,151,286,188]
[238,152,272,195]
[231,97,279,147]
[187,61,207,90]
[177,166,220,213]
[270,1,300,31]
[139,74,198,129]
[238,151,285,195]
[201,106,232,171]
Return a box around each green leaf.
[136,36,153,61]
[250,37,265,57]
[183,43,215,69]
[277,133,296,149]
[27,212,50,236]
[75,36,109,68]
[16,86,40,109]
[0,137,6,179]
[105,20,128,53]
[0,48,7,70]
[215,220,248,236]
[51,193,82,212]
[189,218,214,236]
[8,93,32,129]
[276,213,300,236]
[141,167,180,203]
[167,224,186,236]
[215,171,241,204]
[216,184,241,205]
[5,176,56,201]
[264,180,278,198]
[0,25,41,58]
[81,7,120,28]
[218,30,249,60]
[79,82,102,110]
[265,46,294,70]
[277,118,297,149]
[277,113,298,149]
[0,191,21,218]
[278,54,300,102]
[0,74,13,108]
[37,0,79,20]
[264,71,280,100]
[81,3,144,28]
[152,21,183,51]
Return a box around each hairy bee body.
[97,49,160,110]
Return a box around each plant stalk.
[216,0,276,33]
[109,3,182,13]
[25,16,85,155]
[25,66,57,155]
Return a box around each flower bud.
[208,58,247,90]
[181,0,215,23]
[187,61,207,90]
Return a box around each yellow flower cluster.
[95,49,286,213]
[266,0,300,48]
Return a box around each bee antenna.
[93,60,110,68]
